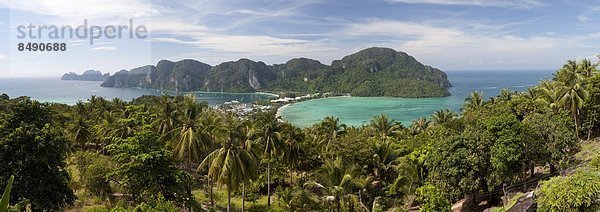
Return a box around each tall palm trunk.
[227,185,231,212]
[205,159,214,208]
[573,111,579,135]
[289,164,293,186]
[186,162,193,212]
[208,176,214,207]
[267,153,271,206]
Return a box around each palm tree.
[430,109,456,126]
[577,58,596,78]
[164,98,219,209]
[369,114,401,142]
[254,111,284,207]
[559,82,588,133]
[199,124,259,212]
[165,95,210,169]
[111,98,126,112]
[369,140,401,182]
[555,60,589,133]
[202,112,234,207]
[94,111,119,153]
[554,60,579,84]
[462,91,484,111]
[305,158,365,212]
[70,117,92,150]
[232,119,259,212]
[109,110,138,139]
[74,101,89,118]
[388,157,422,197]
[522,87,538,101]
[537,79,562,113]
[410,117,430,135]
[280,123,303,185]
[318,116,347,151]
[497,89,516,102]
[152,95,179,135]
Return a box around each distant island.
[100,47,452,98]
[61,70,110,81]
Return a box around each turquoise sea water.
[0,71,555,126]
[0,78,274,106]
[281,70,555,127]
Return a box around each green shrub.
[415,184,451,212]
[537,170,600,211]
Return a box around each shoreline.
[275,95,351,120]
[276,103,291,118]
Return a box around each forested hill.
[100,47,452,97]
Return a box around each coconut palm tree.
[201,112,233,207]
[369,140,401,182]
[577,58,596,78]
[152,95,179,135]
[430,109,456,126]
[94,111,119,153]
[70,116,92,150]
[254,111,284,207]
[462,91,484,111]
[559,82,588,133]
[305,157,365,212]
[232,119,259,212]
[368,114,401,142]
[318,116,347,151]
[410,117,430,135]
[497,89,517,102]
[537,79,562,113]
[388,157,421,197]
[554,60,589,133]
[74,101,89,118]
[521,87,539,101]
[280,123,303,185]
[199,124,259,212]
[165,95,210,168]
[111,98,126,112]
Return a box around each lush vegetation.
[102,47,452,97]
[0,58,599,211]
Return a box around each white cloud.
[153,34,335,57]
[0,54,7,60]
[577,15,589,23]
[92,46,117,51]
[337,19,599,69]
[386,0,543,8]
[148,20,209,35]
[228,8,295,18]
[0,0,158,20]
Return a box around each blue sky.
[0,0,599,77]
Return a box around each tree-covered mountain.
[61,70,109,81]
[101,60,212,92]
[100,47,452,97]
[204,59,277,92]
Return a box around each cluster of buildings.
[221,93,330,117]
[269,93,321,103]
[221,100,272,117]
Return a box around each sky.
[0,0,599,77]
